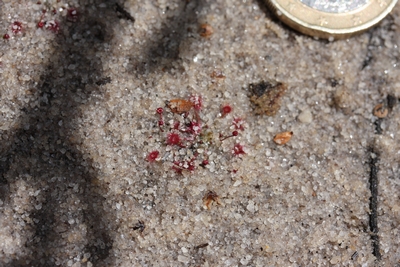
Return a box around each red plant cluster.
[45,20,60,33]
[233,117,245,131]
[2,5,79,41]
[233,143,245,156]
[147,94,246,174]
[11,21,23,34]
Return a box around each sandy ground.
[0,0,399,266]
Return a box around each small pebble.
[177,255,190,263]
[246,200,256,213]
[298,109,312,123]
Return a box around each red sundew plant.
[167,132,182,146]
[156,107,164,132]
[189,94,203,111]
[11,21,22,34]
[147,150,160,162]
[45,20,60,33]
[172,158,196,174]
[34,4,63,34]
[67,8,79,22]
[219,130,238,141]
[201,159,209,166]
[7,4,79,38]
[37,21,45,28]
[147,94,246,174]
[173,121,180,130]
[233,143,246,156]
[3,34,10,40]
[221,105,232,117]
[37,10,46,28]
[156,107,164,114]
[186,121,202,136]
[233,117,245,131]
[189,94,202,122]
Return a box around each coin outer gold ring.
[265,0,398,39]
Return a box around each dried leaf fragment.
[210,69,225,79]
[166,99,194,114]
[199,23,214,37]
[249,80,287,116]
[373,103,388,118]
[203,190,221,210]
[273,131,293,145]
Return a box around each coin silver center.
[299,0,369,13]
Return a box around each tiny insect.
[166,99,194,114]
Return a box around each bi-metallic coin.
[265,0,398,39]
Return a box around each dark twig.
[368,147,381,260]
[194,243,209,249]
[132,220,145,233]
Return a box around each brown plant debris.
[199,23,214,38]
[248,80,287,116]
[273,131,293,145]
[166,99,195,114]
[373,103,388,118]
[210,69,225,80]
[195,243,209,249]
[203,190,221,210]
